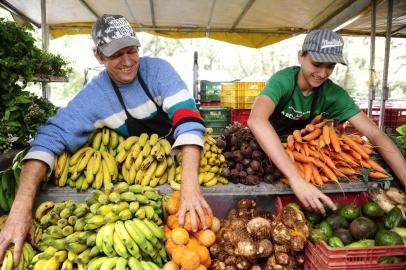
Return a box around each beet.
[232,151,244,162]
[230,135,238,146]
[250,140,259,150]
[230,169,240,179]
[246,167,255,175]
[221,167,231,177]
[216,139,226,149]
[245,175,260,185]
[242,158,251,166]
[235,163,243,172]
[252,150,263,159]
[250,160,261,171]
[240,144,253,157]
[239,171,248,178]
[223,152,233,160]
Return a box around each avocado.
[362,202,384,218]
[310,228,329,244]
[325,214,349,230]
[338,203,361,221]
[318,221,333,237]
[375,230,404,246]
[305,210,322,225]
[350,217,377,240]
[333,228,354,246]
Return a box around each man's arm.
[0,160,48,266]
[248,95,336,213]
[349,112,406,188]
[176,145,212,232]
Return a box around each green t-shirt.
[261,66,360,123]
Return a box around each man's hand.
[290,178,336,215]
[0,206,35,266]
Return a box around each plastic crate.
[220,82,265,109]
[200,102,221,107]
[199,107,230,121]
[200,80,229,102]
[230,109,251,127]
[304,240,406,270]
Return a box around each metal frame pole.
[41,0,49,99]
[367,0,376,118]
[193,51,199,101]
[378,0,393,130]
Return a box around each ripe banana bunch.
[170,129,228,190]
[117,133,174,187]
[53,146,119,191]
[85,183,163,228]
[0,148,28,211]
[88,256,161,270]
[0,242,36,270]
[87,127,124,157]
[95,218,166,266]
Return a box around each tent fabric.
[2,0,406,48]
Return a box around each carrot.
[320,152,336,169]
[294,142,302,152]
[300,147,306,157]
[286,149,295,163]
[303,129,322,141]
[319,137,326,148]
[303,163,313,182]
[368,171,388,179]
[309,140,318,146]
[348,150,362,161]
[329,126,341,152]
[308,149,320,159]
[340,143,351,151]
[302,143,310,156]
[332,168,346,178]
[315,121,327,128]
[337,167,357,175]
[300,128,307,135]
[321,175,329,183]
[292,151,311,163]
[287,135,294,150]
[293,130,302,143]
[305,124,315,132]
[311,164,323,185]
[341,134,369,159]
[366,159,386,173]
[337,151,358,166]
[348,134,365,144]
[310,113,323,125]
[362,146,375,155]
[359,159,372,169]
[280,178,290,185]
[295,162,305,174]
[322,125,330,145]
[320,164,338,181]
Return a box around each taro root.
[224,256,237,265]
[235,240,256,258]
[210,243,222,257]
[230,169,240,179]
[212,260,227,270]
[233,151,244,162]
[257,239,273,257]
[236,257,251,270]
[249,140,259,150]
[224,152,233,160]
[236,199,256,209]
[290,236,306,252]
[275,252,289,265]
[229,219,247,229]
[235,163,244,172]
[239,171,248,178]
[246,167,255,175]
[282,206,305,228]
[271,222,291,244]
[246,217,272,240]
[274,244,289,254]
[250,265,261,270]
[225,265,237,270]
[230,135,238,146]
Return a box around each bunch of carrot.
[282,114,389,186]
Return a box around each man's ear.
[93,48,104,64]
[298,50,304,65]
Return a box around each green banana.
[131,218,158,245]
[113,231,129,258]
[76,249,91,264]
[124,220,149,252]
[87,257,109,270]
[115,257,128,270]
[115,221,141,259]
[143,219,165,240]
[102,223,115,257]
[128,257,143,270]
[100,257,118,270]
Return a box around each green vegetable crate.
[199,107,230,135]
[200,80,228,102]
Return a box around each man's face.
[298,53,336,89]
[100,46,140,84]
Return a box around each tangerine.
[167,215,180,229]
[180,248,200,270]
[195,229,216,247]
[171,227,189,245]
[172,245,186,265]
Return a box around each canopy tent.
[1,0,405,49]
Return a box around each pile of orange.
[163,191,220,270]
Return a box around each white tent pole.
[193,51,199,101]
[41,0,49,99]
[367,0,376,118]
[379,0,393,130]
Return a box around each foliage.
[0,18,71,152]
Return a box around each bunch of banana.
[53,146,119,191]
[170,128,228,190]
[84,183,163,229]
[0,148,28,211]
[86,127,125,157]
[88,256,161,270]
[0,242,36,270]
[116,133,175,187]
[95,218,166,266]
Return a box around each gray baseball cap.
[302,29,348,65]
[92,14,141,57]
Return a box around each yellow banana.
[137,133,149,147]
[93,166,103,189]
[33,259,48,270]
[124,136,139,150]
[102,160,111,189]
[169,179,181,191]
[100,257,118,270]
[102,128,110,146]
[109,130,119,149]
[128,162,137,185]
[135,169,145,184]
[124,150,134,170]
[159,139,172,155]
[154,159,167,177]
[70,147,91,166]
[123,220,148,251]
[35,201,55,220]
[60,259,73,270]
[131,218,158,245]
[141,161,157,186]
[115,149,128,164]
[128,257,143,270]
[167,165,175,182]
[115,257,128,270]
[1,250,13,270]
[158,171,168,185]
[149,133,159,146]
[88,257,108,270]
[121,165,130,184]
[133,152,144,171]
[77,148,95,172]
[166,155,174,167]
[204,177,218,187]
[140,156,155,170]
[149,175,160,187]
[155,147,166,162]
[113,231,129,258]
[92,151,102,175]
[43,257,60,270]
[92,131,102,150]
[55,152,68,178]
[141,141,151,157]
[76,249,91,264]
[102,223,115,257]
[115,221,141,259]
[101,151,116,176]
[150,143,161,158]
[54,250,67,263]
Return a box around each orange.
[203,214,213,229]
[164,225,172,239]
[180,248,200,270]
[165,197,180,215]
[164,238,177,255]
[172,245,187,265]
[167,215,180,229]
[163,261,180,270]
[183,212,201,232]
[195,229,216,247]
[194,245,210,265]
[172,191,181,199]
[210,216,221,233]
[186,237,200,249]
[203,256,211,268]
[171,227,189,245]
[195,265,207,270]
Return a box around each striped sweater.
[26,57,205,170]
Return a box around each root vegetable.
[257,239,273,257]
[385,187,406,205]
[368,187,396,213]
[246,217,272,240]
[210,243,222,257]
[225,265,237,270]
[275,252,289,265]
[212,260,226,270]
[274,244,289,253]
[236,256,251,270]
[235,240,256,258]
[271,223,291,244]
[224,256,237,265]
[290,236,306,251]
[211,216,221,233]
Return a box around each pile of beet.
[217,123,282,185]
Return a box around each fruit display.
[171,128,228,190]
[163,191,219,269]
[0,148,27,211]
[32,183,166,269]
[218,123,282,185]
[0,242,36,270]
[212,199,308,269]
[307,192,405,252]
[282,114,390,186]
